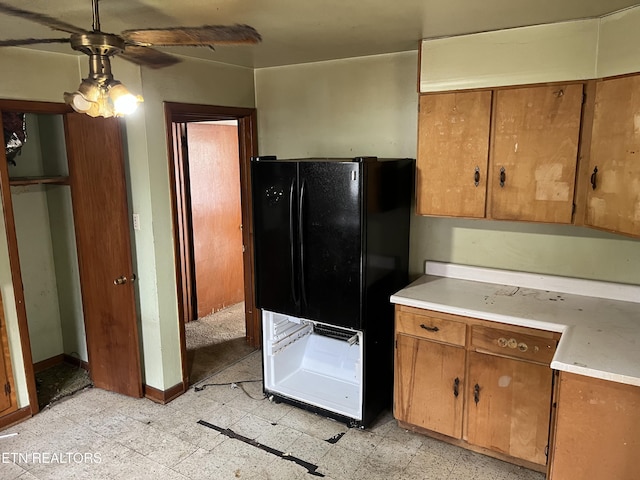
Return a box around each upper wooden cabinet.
[585,75,640,237]
[490,84,583,223]
[416,91,491,218]
[417,83,584,224]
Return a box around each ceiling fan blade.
[0,37,70,47]
[119,45,182,69]
[121,25,261,47]
[0,2,88,35]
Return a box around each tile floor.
[0,351,545,479]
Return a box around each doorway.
[164,103,259,388]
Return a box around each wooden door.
[466,352,553,465]
[586,75,640,237]
[64,113,142,398]
[490,84,583,223]
[394,334,465,438]
[549,373,640,480]
[187,123,244,318]
[416,91,491,218]
[0,295,17,416]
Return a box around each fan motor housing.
[70,32,124,57]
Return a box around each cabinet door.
[549,373,640,480]
[466,352,553,466]
[490,84,583,223]
[394,334,465,438]
[586,75,640,237]
[416,91,491,218]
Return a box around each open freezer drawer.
[262,310,363,422]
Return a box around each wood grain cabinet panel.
[466,352,553,466]
[394,334,465,439]
[416,91,491,218]
[396,309,466,346]
[415,83,584,224]
[549,373,640,480]
[490,84,583,223]
[585,75,640,237]
[394,306,557,470]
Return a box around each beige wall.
[117,55,255,389]
[254,51,640,285]
[0,48,81,407]
[1,49,256,404]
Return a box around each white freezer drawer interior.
[262,310,363,420]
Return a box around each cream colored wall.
[420,19,599,92]
[597,6,640,77]
[0,48,82,407]
[114,55,256,389]
[254,51,640,285]
[256,52,418,158]
[0,48,255,405]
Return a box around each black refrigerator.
[252,156,413,427]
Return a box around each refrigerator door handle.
[299,179,308,307]
[289,179,299,305]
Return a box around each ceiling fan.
[0,0,262,117]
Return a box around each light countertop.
[390,262,640,387]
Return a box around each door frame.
[0,100,73,415]
[163,102,259,389]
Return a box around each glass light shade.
[109,83,143,116]
[64,78,143,118]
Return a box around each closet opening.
[5,112,91,410]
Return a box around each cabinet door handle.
[474,383,480,405]
[499,167,506,188]
[453,377,460,398]
[114,275,128,285]
[420,324,439,332]
[474,167,480,187]
[590,166,598,190]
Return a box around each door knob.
[114,276,128,285]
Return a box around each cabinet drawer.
[471,325,557,364]
[396,311,466,346]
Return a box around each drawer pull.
[453,377,460,398]
[507,338,518,349]
[474,383,480,405]
[497,337,508,347]
[518,342,528,352]
[420,324,439,332]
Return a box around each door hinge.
[582,92,587,105]
[572,203,576,214]
[395,339,397,349]
[4,382,10,396]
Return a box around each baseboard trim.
[33,354,64,373]
[63,354,89,371]
[143,381,185,404]
[33,354,89,374]
[0,406,31,431]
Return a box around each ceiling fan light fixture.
[108,82,143,116]
[64,54,144,118]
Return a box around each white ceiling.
[0,0,638,69]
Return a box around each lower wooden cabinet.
[394,305,558,469]
[467,352,553,465]
[548,372,640,480]
[395,334,465,438]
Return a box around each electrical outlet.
[133,213,141,231]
